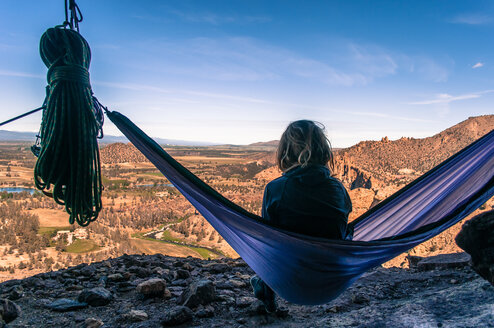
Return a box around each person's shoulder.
[266,174,287,191]
[267,174,286,186]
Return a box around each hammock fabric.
[107,110,494,305]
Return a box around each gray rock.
[177,279,216,308]
[351,292,370,304]
[161,306,193,326]
[176,269,191,280]
[85,317,103,328]
[136,278,167,298]
[247,300,268,315]
[415,253,471,271]
[0,299,20,323]
[108,273,125,282]
[204,263,230,273]
[8,285,23,300]
[456,209,494,285]
[195,305,215,318]
[121,309,148,322]
[236,296,256,308]
[47,298,88,312]
[78,287,112,306]
[229,279,246,288]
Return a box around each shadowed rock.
[407,253,471,271]
[78,287,112,306]
[0,299,21,323]
[177,279,216,308]
[456,210,494,285]
[47,298,87,312]
[161,306,193,326]
[136,278,167,298]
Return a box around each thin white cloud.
[94,80,276,105]
[450,13,492,25]
[131,37,407,86]
[345,111,438,123]
[165,8,271,25]
[0,70,43,79]
[472,62,484,69]
[408,90,494,105]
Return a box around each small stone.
[163,289,172,299]
[176,269,191,280]
[47,298,88,312]
[122,309,148,322]
[78,287,112,306]
[182,263,193,271]
[236,296,256,308]
[204,263,230,274]
[0,299,21,323]
[8,285,23,300]
[108,273,125,282]
[229,279,246,288]
[177,279,216,308]
[416,253,471,271]
[195,305,215,318]
[351,293,370,304]
[161,306,193,326]
[450,279,458,284]
[85,317,103,328]
[171,279,187,287]
[136,278,167,298]
[215,281,233,289]
[247,300,267,315]
[237,317,247,324]
[102,260,112,268]
[217,294,235,305]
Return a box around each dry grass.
[129,238,203,258]
[27,208,71,227]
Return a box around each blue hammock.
[107,110,494,305]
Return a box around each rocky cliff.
[0,252,492,327]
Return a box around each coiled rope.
[35,26,103,226]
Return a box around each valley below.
[0,114,492,284]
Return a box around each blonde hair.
[276,120,334,172]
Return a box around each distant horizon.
[0,113,490,148]
[1,0,493,146]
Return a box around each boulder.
[78,287,112,306]
[161,306,193,326]
[136,278,167,298]
[47,298,88,312]
[121,309,148,322]
[85,317,103,328]
[0,299,21,323]
[177,279,216,308]
[456,210,494,285]
[410,253,471,271]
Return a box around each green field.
[64,239,100,253]
[132,231,218,259]
[38,226,72,238]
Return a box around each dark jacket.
[262,165,352,240]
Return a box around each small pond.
[0,187,36,194]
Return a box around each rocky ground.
[0,253,492,327]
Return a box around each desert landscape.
[0,115,491,283]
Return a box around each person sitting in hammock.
[250,119,353,312]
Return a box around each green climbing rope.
[35,26,103,226]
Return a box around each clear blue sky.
[0,0,493,146]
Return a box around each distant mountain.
[248,140,279,148]
[333,115,494,187]
[0,130,38,142]
[0,130,216,146]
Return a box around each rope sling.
[34,0,104,226]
